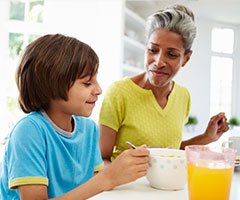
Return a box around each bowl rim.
[148,148,186,159]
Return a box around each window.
[210,56,233,116]
[211,28,234,54]
[0,0,45,141]
[210,27,234,118]
[10,0,44,22]
[10,0,25,20]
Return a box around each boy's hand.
[101,146,149,190]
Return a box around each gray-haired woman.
[99,5,229,162]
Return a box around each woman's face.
[145,28,192,88]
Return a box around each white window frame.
[210,24,237,118]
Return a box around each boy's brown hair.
[16,34,99,113]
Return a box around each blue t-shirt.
[0,112,104,199]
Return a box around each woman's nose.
[155,51,166,67]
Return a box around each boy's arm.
[18,147,149,200]
[18,173,109,200]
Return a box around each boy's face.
[54,74,102,117]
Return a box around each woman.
[99,4,229,162]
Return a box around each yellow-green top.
[99,78,190,160]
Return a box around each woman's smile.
[150,69,169,77]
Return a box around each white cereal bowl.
[146,148,187,190]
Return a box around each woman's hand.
[181,112,229,149]
[203,112,229,143]
[100,146,149,190]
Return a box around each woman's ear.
[182,51,192,67]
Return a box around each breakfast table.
[90,169,240,200]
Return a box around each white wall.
[232,27,240,119]
[175,19,240,133]
[175,19,212,133]
[44,0,124,121]
[93,0,124,120]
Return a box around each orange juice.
[187,163,234,200]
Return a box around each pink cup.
[185,145,236,200]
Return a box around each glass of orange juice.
[185,145,236,200]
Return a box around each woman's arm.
[99,125,117,161]
[181,112,229,149]
[19,147,149,200]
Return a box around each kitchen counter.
[90,169,240,200]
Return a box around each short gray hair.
[146,4,196,53]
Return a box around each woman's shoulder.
[109,77,132,88]
[174,82,189,92]
[173,82,190,98]
[105,77,133,96]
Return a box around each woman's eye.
[168,51,178,58]
[148,48,157,53]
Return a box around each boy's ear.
[182,51,192,67]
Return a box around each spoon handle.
[126,141,136,149]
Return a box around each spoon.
[235,158,240,167]
[126,141,137,149]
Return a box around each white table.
[90,169,240,200]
